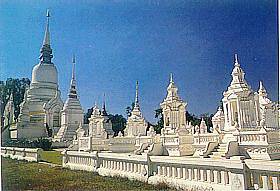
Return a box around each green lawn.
[1,157,175,191]
[40,150,62,165]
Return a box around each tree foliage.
[108,114,126,136]
[83,107,126,136]
[125,102,135,118]
[154,108,163,133]
[0,78,30,119]
[84,107,93,124]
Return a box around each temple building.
[124,81,148,137]
[88,101,114,139]
[221,54,278,132]
[53,56,84,142]
[160,74,187,135]
[10,10,63,139]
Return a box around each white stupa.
[13,10,63,139]
[54,55,84,142]
[124,81,148,137]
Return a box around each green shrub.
[3,138,52,151]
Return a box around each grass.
[40,150,62,165]
[1,157,176,191]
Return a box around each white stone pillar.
[228,171,232,185]
[213,170,218,183]
[162,166,166,177]
[138,164,141,174]
[221,171,226,185]
[261,175,269,190]
[167,166,171,177]
[261,175,271,190]
[182,168,186,179]
[272,176,279,190]
[194,169,198,181]
[157,166,162,176]
[134,163,137,173]
[126,162,129,172]
[207,170,211,183]
[172,167,176,178]
[200,169,204,181]
[188,169,192,180]
[177,167,182,179]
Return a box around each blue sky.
[0,0,278,123]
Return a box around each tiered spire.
[68,55,77,99]
[167,73,179,99]
[134,81,140,109]
[101,93,108,116]
[258,81,267,97]
[39,9,53,64]
[130,81,142,117]
[229,54,248,88]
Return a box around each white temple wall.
[62,151,280,190]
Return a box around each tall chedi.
[14,10,63,139]
[54,55,84,142]
[124,81,148,137]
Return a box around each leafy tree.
[186,111,200,126]
[0,78,30,119]
[108,114,126,136]
[84,107,93,124]
[154,108,163,133]
[125,102,135,117]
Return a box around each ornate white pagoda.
[124,81,148,137]
[53,56,84,142]
[12,10,63,139]
[160,74,187,135]
[88,101,114,139]
[160,74,192,156]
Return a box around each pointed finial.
[102,93,108,116]
[43,9,51,46]
[72,54,76,63]
[170,73,173,83]
[258,81,267,96]
[71,54,76,80]
[259,81,263,89]
[135,81,139,106]
[234,53,240,67]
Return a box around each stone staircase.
[209,143,228,159]
[143,144,153,154]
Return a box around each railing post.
[261,175,269,190]
[272,176,279,190]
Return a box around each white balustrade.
[1,147,41,162]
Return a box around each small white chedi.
[124,81,148,137]
[53,55,84,142]
[88,101,114,139]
